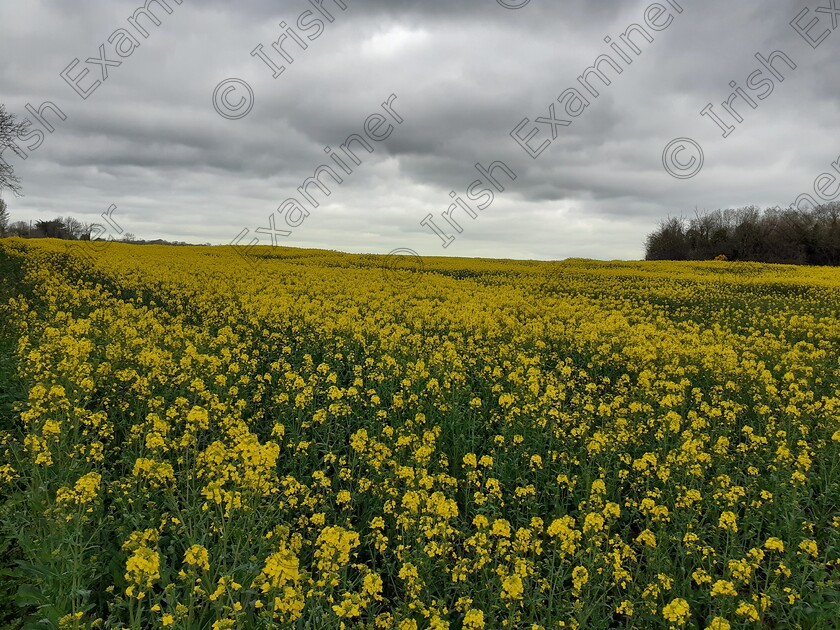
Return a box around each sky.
[1,0,839,261]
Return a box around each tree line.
[645,203,840,265]
[1,104,139,242]
[0,208,139,242]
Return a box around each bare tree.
[0,104,26,196]
[0,197,8,237]
[79,221,95,240]
[645,203,840,265]
[7,220,29,237]
[645,216,687,260]
[61,216,86,240]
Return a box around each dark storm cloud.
[1,0,838,260]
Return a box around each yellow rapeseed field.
[0,237,839,629]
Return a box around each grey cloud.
[1,0,838,260]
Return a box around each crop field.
[0,237,839,629]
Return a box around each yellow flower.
[11,232,840,630]
[736,602,760,622]
[603,502,621,519]
[491,518,511,538]
[798,539,818,558]
[398,562,422,599]
[333,593,363,618]
[55,472,102,506]
[571,566,588,596]
[132,457,175,487]
[718,511,738,533]
[314,525,359,576]
[58,612,84,629]
[546,515,581,557]
[636,529,657,548]
[711,580,738,597]
[253,546,300,591]
[184,544,210,571]
[363,573,384,601]
[501,574,524,601]
[727,558,752,583]
[273,585,305,622]
[124,546,160,594]
[41,419,61,439]
[662,598,690,626]
[583,512,605,534]
[463,609,485,629]
[692,568,711,585]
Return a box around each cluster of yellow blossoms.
[0,237,839,628]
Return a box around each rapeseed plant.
[0,238,839,627]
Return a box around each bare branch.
[0,103,26,196]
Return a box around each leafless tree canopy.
[645,204,840,266]
[0,197,9,237]
[0,104,26,196]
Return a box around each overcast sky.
[1,0,838,261]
